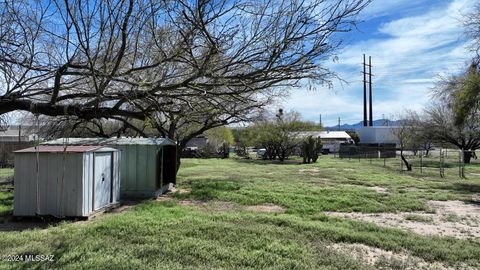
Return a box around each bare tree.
[423,104,479,163]
[31,115,146,139]
[406,111,434,156]
[2,0,371,170]
[424,65,480,163]
[392,118,413,171]
[465,2,480,63]
[1,0,370,121]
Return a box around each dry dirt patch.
[299,168,321,175]
[325,200,480,240]
[167,186,191,194]
[245,204,285,213]
[328,243,456,270]
[367,186,389,194]
[157,197,285,213]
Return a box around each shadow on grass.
[0,215,63,232]
[175,179,243,201]
[449,182,480,194]
[0,200,144,232]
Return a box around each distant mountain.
[324,119,400,131]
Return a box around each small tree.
[406,111,434,156]
[426,65,480,163]
[347,131,360,145]
[392,117,415,171]
[205,127,235,151]
[302,136,323,163]
[238,109,308,161]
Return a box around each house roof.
[294,131,352,140]
[42,137,176,146]
[14,145,116,153]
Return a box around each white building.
[294,131,353,153]
[0,125,37,142]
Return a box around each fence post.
[420,150,423,173]
[440,149,445,178]
[459,150,465,178]
[400,154,403,172]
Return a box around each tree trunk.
[401,154,412,171]
[176,144,182,173]
[463,150,472,164]
[176,140,188,173]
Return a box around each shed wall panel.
[147,146,157,189]
[136,145,147,190]
[62,154,82,216]
[113,151,121,202]
[14,148,118,217]
[44,154,57,215]
[83,152,95,215]
[42,138,176,198]
[126,145,138,190]
[13,154,37,216]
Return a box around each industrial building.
[356,54,400,146]
[13,146,120,217]
[356,126,400,146]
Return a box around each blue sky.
[280,0,476,127]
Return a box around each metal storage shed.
[43,138,177,198]
[14,146,120,217]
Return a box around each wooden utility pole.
[338,117,341,131]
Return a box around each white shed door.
[94,153,112,210]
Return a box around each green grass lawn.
[0,168,13,180]
[0,168,14,217]
[0,156,479,269]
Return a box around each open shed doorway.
[161,145,177,186]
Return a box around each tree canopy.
[418,65,480,163]
[1,0,370,145]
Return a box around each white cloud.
[359,0,431,19]
[283,0,476,126]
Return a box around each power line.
[369,56,373,127]
[363,54,367,127]
[362,54,374,127]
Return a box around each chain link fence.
[336,145,480,179]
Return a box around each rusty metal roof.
[15,145,109,153]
